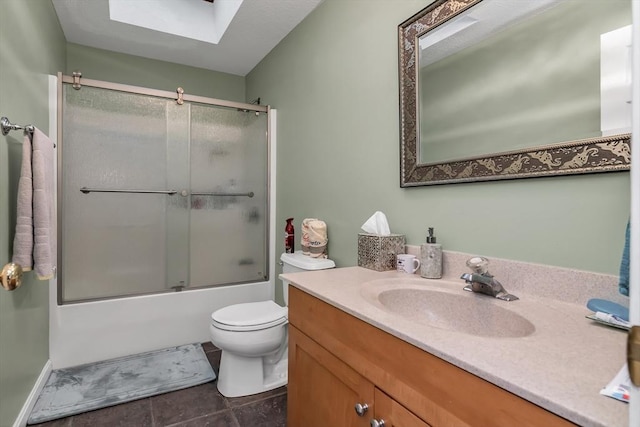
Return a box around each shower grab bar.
[192,191,254,198]
[80,187,178,195]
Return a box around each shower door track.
[56,72,273,305]
[58,73,268,113]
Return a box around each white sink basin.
[361,279,535,338]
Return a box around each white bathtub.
[49,279,274,368]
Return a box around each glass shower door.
[60,82,269,303]
[189,104,268,286]
[61,85,190,302]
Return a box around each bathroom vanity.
[283,263,628,427]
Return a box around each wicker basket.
[357,233,406,271]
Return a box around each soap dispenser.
[420,227,442,279]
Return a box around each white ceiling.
[52,0,324,76]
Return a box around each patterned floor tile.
[201,342,219,353]
[71,397,153,427]
[167,410,240,427]
[151,382,227,426]
[29,416,72,427]
[206,350,222,376]
[232,394,287,427]
[226,386,286,408]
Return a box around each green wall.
[0,1,66,425]
[67,44,246,102]
[247,0,630,298]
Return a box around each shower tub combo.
[49,74,276,368]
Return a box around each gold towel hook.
[1,262,23,291]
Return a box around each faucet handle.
[466,256,490,274]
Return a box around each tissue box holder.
[358,233,406,271]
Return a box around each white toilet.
[209,251,335,397]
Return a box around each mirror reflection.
[399,0,632,186]
[418,0,631,165]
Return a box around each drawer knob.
[370,419,385,427]
[354,403,369,416]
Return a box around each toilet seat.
[211,300,287,332]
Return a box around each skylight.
[108,0,243,44]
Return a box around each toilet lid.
[211,300,287,330]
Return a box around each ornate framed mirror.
[399,0,631,186]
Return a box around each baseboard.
[13,360,52,427]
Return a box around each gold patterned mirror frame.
[399,0,631,187]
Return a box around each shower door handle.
[80,187,255,198]
[191,191,254,198]
[80,187,178,195]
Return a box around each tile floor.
[31,343,287,427]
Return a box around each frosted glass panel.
[61,85,176,301]
[60,83,269,303]
[189,105,268,286]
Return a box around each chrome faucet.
[460,257,518,301]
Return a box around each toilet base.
[216,350,288,398]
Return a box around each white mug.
[397,254,421,274]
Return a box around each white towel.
[300,218,317,256]
[307,219,328,259]
[12,128,56,280]
[12,132,33,270]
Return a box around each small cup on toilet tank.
[397,254,420,274]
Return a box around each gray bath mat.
[28,343,216,424]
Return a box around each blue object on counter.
[587,298,629,321]
[618,220,630,296]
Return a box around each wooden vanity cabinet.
[288,325,373,426]
[288,286,576,427]
[374,388,431,427]
[289,325,429,427]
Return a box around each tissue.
[361,211,391,235]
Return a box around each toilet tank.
[280,251,335,305]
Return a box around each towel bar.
[1,116,34,136]
[1,262,23,291]
[2,116,55,148]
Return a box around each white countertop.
[281,266,629,427]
